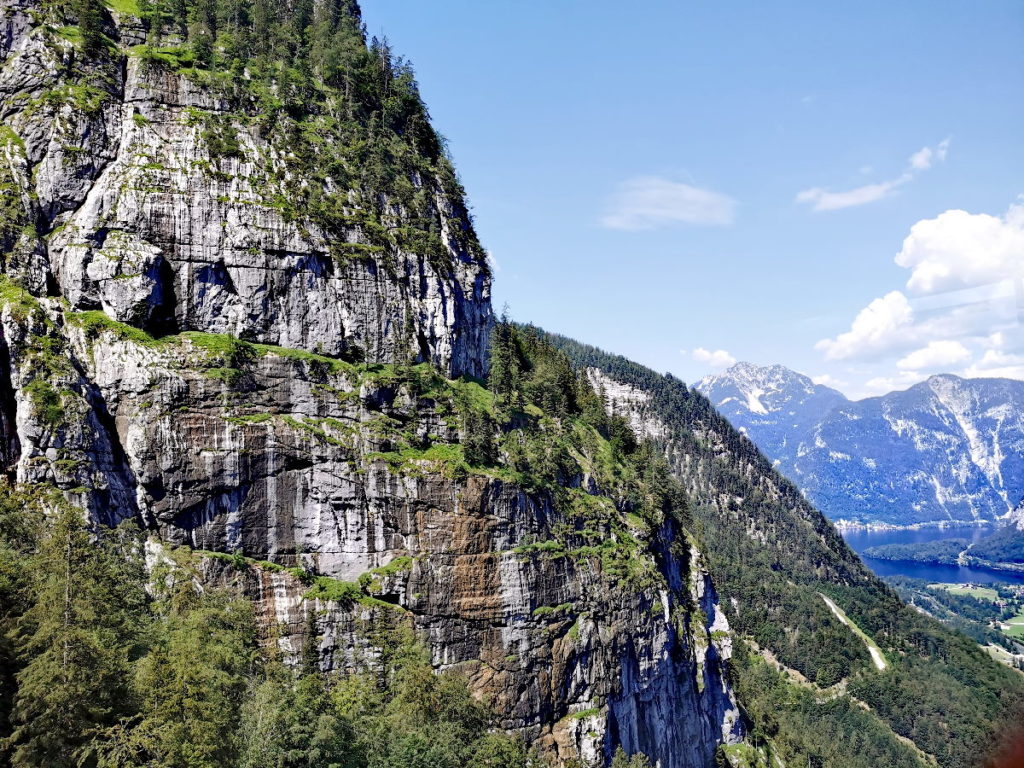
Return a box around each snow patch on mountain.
[697,363,1024,527]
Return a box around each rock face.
[1009,499,1024,532]
[0,295,746,766]
[0,2,751,765]
[697,363,1024,527]
[0,0,492,378]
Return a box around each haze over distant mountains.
[696,363,1024,527]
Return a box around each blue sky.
[361,1,1024,398]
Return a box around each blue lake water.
[841,525,1024,585]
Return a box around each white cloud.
[897,340,972,371]
[816,291,915,360]
[814,198,1024,392]
[796,178,909,212]
[601,176,736,230]
[796,138,950,212]
[983,332,1006,350]
[961,349,1024,381]
[815,194,1024,361]
[811,373,846,390]
[690,347,737,369]
[909,147,933,171]
[862,371,928,396]
[896,203,1024,295]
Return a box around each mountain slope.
[0,3,751,766]
[696,362,846,464]
[697,364,1024,526]
[549,330,1024,768]
[1,1,1022,766]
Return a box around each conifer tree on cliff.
[4,507,144,768]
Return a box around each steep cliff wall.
[0,0,491,377]
[0,288,749,766]
[0,3,758,765]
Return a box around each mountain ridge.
[0,1,1022,766]
[696,362,1024,526]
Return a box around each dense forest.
[0,322,685,767]
[543,329,1024,768]
[970,527,1024,565]
[863,538,969,565]
[863,529,1024,569]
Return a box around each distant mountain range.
[696,363,1024,527]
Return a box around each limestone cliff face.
[0,295,746,766]
[0,0,491,377]
[0,1,753,765]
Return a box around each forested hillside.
[547,329,1024,768]
[0,0,1022,766]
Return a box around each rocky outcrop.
[0,2,758,765]
[0,0,492,377]
[0,293,746,766]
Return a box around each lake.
[842,525,1024,585]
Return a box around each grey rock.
[0,3,753,764]
[697,363,1024,527]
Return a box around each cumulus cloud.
[811,373,847,390]
[601,177,736,230]
[896,203,1024,295]
[959,331,1024,379]
[819,195,1024,385]
[962,349,1024,381]
[897,340,972,371]
[689,347,737,369]
[796,138,950,212]
[815,198,1024,391]
[816,291,915,361]
[862,371,929,396]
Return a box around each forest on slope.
[546,329,1024,768]
[0,0,1022,766]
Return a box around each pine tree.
[117,584,257,767]
[74,0,105,54]
[239,612,358,768]
[4,507,145,768]
[462,409,496,467]
[0,485,41,744]
[611,747,653,768]
[488,319,522,407]
[187,0,217,67]
[239,667,359,768]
